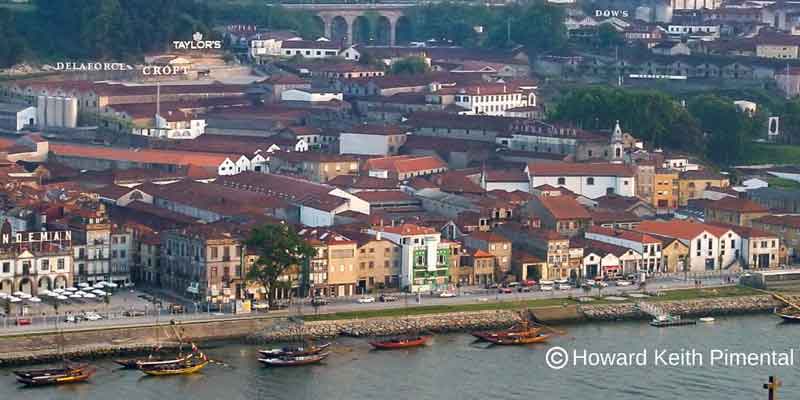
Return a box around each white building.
[250,33,303,59]
[585,226,663,274]
[635,220,742,272]
[281,89,343,103]
[666,24,720,39]
[525,162,636,199]
[440,83,537,116]
[366,224,452,292]
[281,38,341,59]
[0,230,74,296]
[339,125,408,156]
[0,103,36,132]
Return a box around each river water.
[2,314,798,400]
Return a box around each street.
[0,273,737,335]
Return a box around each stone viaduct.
[281,3,415,46]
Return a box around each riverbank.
[0,287,784,366]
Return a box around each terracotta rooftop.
[587,225,660,244]
[49,143,237,169]
[327,175,399,190]
[379,223,437,236]
[355,190,416,203]
[634,220,731,240]
[753,214,800,229]
[538,195,591,220]
[485,169,528,182]
[471,248,494,258]
[466,231,510,243]
[705,197,767,213]
[366,155,447,175]
[344,124,407,136]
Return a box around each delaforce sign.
[173,32,222,50]
[595,10,629,17]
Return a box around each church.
[501,119,637,162]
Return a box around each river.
[1,314,798,400]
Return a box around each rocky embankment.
[581,295,782,321]
[249,310,524,343]
[250,295,784,342]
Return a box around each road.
[0,274,734,335]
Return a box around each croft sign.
[142,65,190,76]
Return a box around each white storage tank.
[36,96,46,127]
[53,97,65,127]
[655,1,673,23]
[45,96,58,127]
[64,97,78,128]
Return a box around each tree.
[597,24,623,49]
[391,56,429,75]
[688,94,750,165]
[245,224,315,307]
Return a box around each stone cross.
[763,376,781,400]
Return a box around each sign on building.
[768,116,780,136]
[1,230,72,246]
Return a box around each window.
[368,261,374,269]
[557,177,565,185]
[120,250,126,259]
[587,177,595,185]
[211,247,218,259]
[41,260,49,271]
[121,236,126,244]
[57,259,64,270]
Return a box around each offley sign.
[2,230,72,246]
[173,32,222,50]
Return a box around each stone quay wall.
[0,295,783,366]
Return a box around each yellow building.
[677,170,730,206]
[659,238,689,273]
[652,169,679,212]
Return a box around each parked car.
[168,304,186,314]
[540,285,554,292]
[15,318,31,326]
[123,310,145,317]
[64,314,84,323]
[272,301,290,310]
[438,291,456,298]
[252,302,270,310]
[498,287,513,294]
[557,283,571,291]
[518,286,532,293]
[357,296,376,304]
[521,279,537,287]
[310,297,329,306]
[379,294,398,302]
[83,312,103,321]
[506,282,520,288]
[617,280,634,287]
[486,283,500,289]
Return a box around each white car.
[540,285,554,292]
[357,296,376,304]
[557,283,571,290]
[83,312,103,321]
[438,291,456,298]
[617,280,633,287]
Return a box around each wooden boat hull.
[369,336,430,350]
[258,352,329,367]
[472,327,544,342]
[114,359,141,369]
[140,360,209,376]
[776,312,800,323]
[649,319,696,327]
[14,365,95,386]
[258,342,331,357]
[480,334,551,345]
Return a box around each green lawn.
[741,143,800,165]
[303,298,575,322]
[302,286,762,321]
[767,177,800,190]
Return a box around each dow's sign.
[595,9,630,18]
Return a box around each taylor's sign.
[595,9,629,18]
[2,231,72,245]
[173,32,222,50]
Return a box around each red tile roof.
[345,124,408,136]
[355,190,415,203]
[634,220,731,240]
[538,195,591,220]
[366,155,447,175]
[466,231,510,243]
[705,197,768,213]
[753,215,800,229]
[587,225,661,244]
[49,143,236,169]
[379,223,437,236]
[527,162,635,177]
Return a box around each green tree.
[391,56,429,75]
[509,2,566,52]
[688,95,750,165]
[597,24,623,49]
[245,224,315,307]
